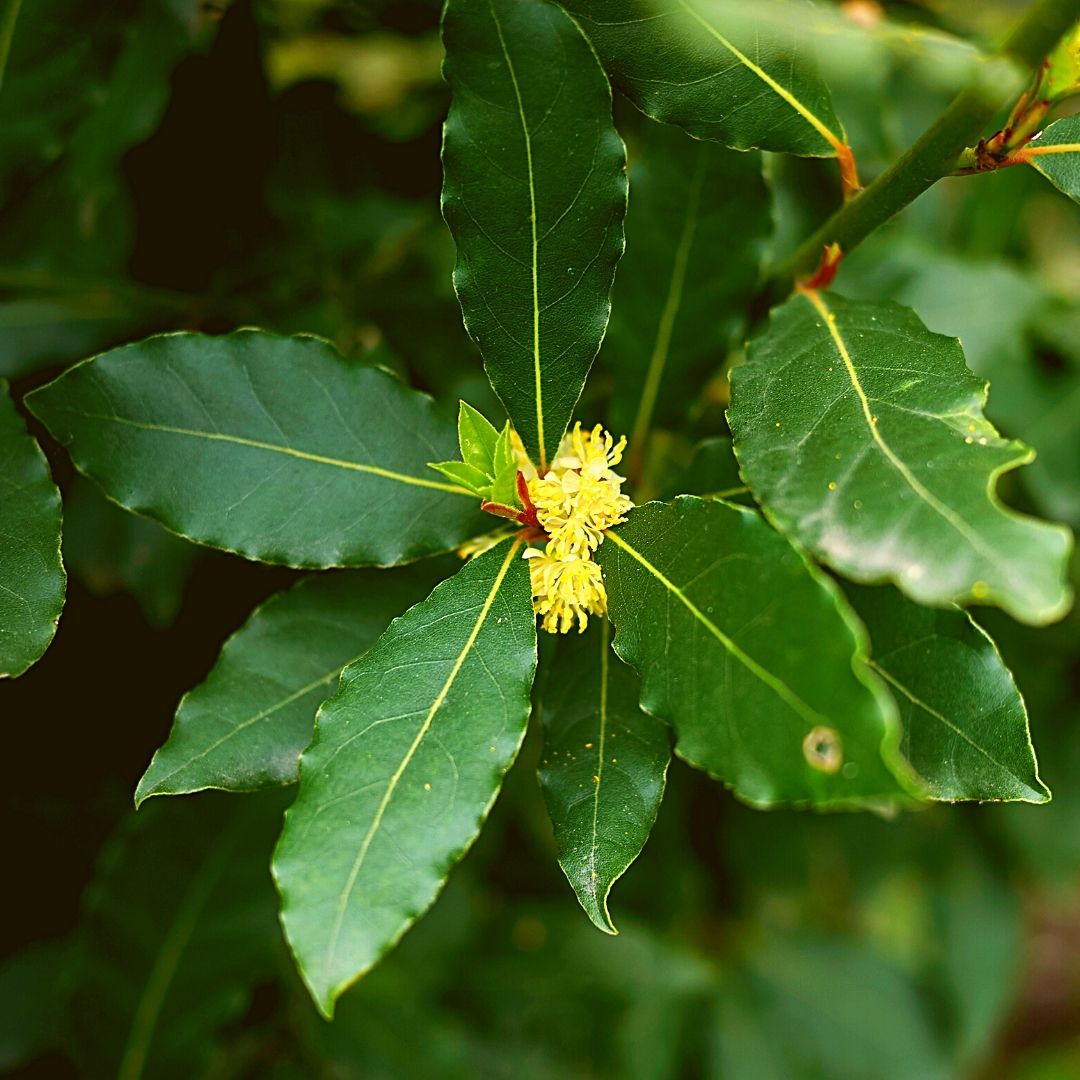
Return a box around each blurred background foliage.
[2,0,1080,1076]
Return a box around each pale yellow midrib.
[802,290,1004,568]
[605,529,826,727]
[586,618,611,917]
[1026,141,1080,157]
[322,539,521,981]
[62,409,470,495]
[491,2,546,468]
[675,0,842,152]
[629,151,706,459]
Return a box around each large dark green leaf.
[728,291,1072,625]
[539,619,670,933]
[1022,115,1080,203]
[847,584,1047,803]
[0,380,64,678]
[136,561,451,804]
[71,793,283,1080]
[596,497,913,808]
[441,0,627,468]
[27,331,488,568]
[560,0,845,158]
[601,120,769,455]
[274,538,536,1016]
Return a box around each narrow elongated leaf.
[72,793,283,1079]
[845,584,1047,803]
[596,498,912,808]
[27,331,487,568]
[602,120,770,450]
[1022,116,1080,202]
[539,619,671,933]
[441,0,627,468]
[560,0,845,158]
[274,538,536,1016]
[135,561,451,804]
[0,381,64,678]
[729,291,1072,625]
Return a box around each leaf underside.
[27,330,488,568]
[273,538,536,1016]
[597,497,913,809]
[728,291,1073,625]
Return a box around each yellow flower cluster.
[521,424,633,634]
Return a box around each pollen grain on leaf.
[519,423,633,634]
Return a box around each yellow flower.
[524,549,607,634]
[521,423,633,634]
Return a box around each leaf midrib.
[52,408,471,495]
[490,0,546,468]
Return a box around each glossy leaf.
[0,381,64,678]
[441,0,627,468]
[274,538,536,1016]
[728,291,1072,625]
[846,584,1047,803]
[539,619,671,933]
[27,330,488,568]
[71,793,283,1079]
[135,561,451,804]
[560,0,845,157]
[1022,116,1080,203]
[596,497,912,808]
[602,120,770,451]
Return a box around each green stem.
[0,0,23,94]
[771,0,1080,285]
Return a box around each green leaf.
[71,793,283,1079]
[559,0,845,158]
[27,330,488,568]
[0,380,64,678]
[596,497,913,808]
[135,561,451,805]
[427,459,492,496]
[845,584,1048,804]
[441,0,628,468]
[273,538,536,1016]
[728,291,1073,625]
[602,120,770,452]
[490,423,519,506]
[539,619,671,934]
[457,400,501,474]
[1022,116,1080,203]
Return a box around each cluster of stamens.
[517,424,633,634]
